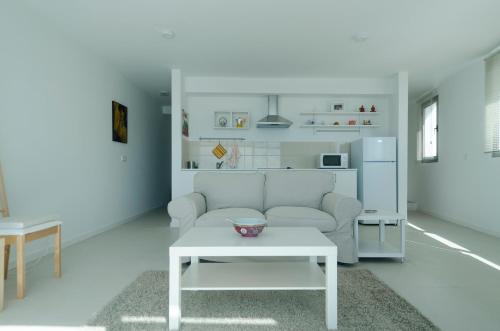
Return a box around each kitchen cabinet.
[331,170,357,199]
[178,169,358,200]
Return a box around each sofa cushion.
[264,171,334,210]
[194,172,265,212]
[265,206,337,232]
[196,208,265,227]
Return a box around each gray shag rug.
[88,269,438,331]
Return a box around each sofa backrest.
[194,172,265,212]
[264,170,334,210]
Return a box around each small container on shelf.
[214,111,231,128]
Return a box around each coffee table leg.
[325,254,337,330]
[169,253,182,330]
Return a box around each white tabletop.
[356,210,405,221]
[170,227,337,257]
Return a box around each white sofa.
[168,170,362,263]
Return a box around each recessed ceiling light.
[161,29,175,39]
[352,32,369,43]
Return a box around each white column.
[169,251,182,330]
[325,250,337,330]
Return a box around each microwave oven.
[318,153,349,169]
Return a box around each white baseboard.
[6,206,161,270]
[419,208,500,239]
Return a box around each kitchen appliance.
[351,137,397,214]
[256,95,293,128]
[318,153,349,169]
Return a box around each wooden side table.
[1,217,62,299]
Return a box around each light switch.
[121,155,127,162]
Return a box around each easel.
[0,163,62,300]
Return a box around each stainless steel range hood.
[256,95,293,128]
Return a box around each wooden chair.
[0,163,62,300]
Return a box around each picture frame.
[182,109,189,137]
[330,103,344,112]
[112,101,128,143]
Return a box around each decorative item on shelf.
[333,121,340,125]
[359,105,365,113]
[232,112,250,129]
[306,119,315,125]
[234,117,245,128]
[214,111,231,128]
[363,120,372,125]
[212,142,227,159]
[370,105,376,113]
[218,116,228,128]
[330,103,344,112]
[348,120,357,125]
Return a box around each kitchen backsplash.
[183,140,350,169]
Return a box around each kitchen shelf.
[213,127,249,130]
[300,112,380,115]
[300,125,381,129]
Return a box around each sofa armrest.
[168,193,207,236]
[321,192,362,231]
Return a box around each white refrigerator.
[351,137,397,212]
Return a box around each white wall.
[0,3,170,262]
[410,60,500,237]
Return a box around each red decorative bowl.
[228,218,267,237]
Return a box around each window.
[485,52,500,156]
[421,96,438,162]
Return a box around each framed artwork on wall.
[112,101,128,144]
[182,109,189,137]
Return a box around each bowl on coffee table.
[227,218,267,237]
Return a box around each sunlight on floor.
[408,218,500,272]
[407,222,425,231]
[461,252,500,271]
[121,315,167,324]
[423,232,470,251]
[182,317,278,326]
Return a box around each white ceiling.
[17,0,500,101]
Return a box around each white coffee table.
[168,227,337,330]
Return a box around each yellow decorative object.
[212,143,227,159]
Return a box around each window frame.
[421,95,439,163]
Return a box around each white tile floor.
[0,210,499,330]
